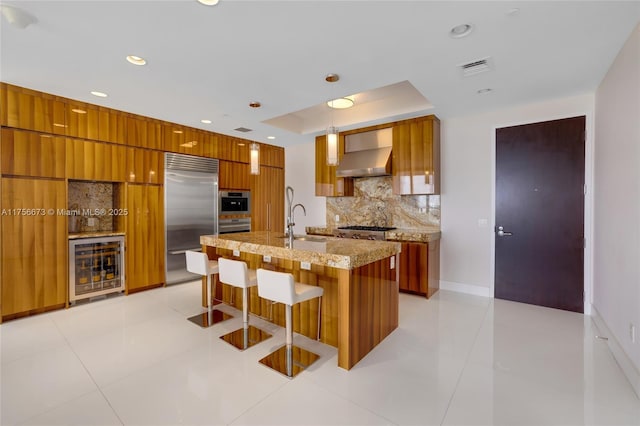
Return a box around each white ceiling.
[1,1,639,147]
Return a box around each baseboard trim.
[591,304,640,399]
[439,280,493,298]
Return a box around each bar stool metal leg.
[187,273,233,328]
[219,283,272,351]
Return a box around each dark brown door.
[495,116,585,313]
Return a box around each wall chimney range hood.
[336,127,393,177]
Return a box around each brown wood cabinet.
[1,128,66,178]
[125,148,164,184]
[315,134,353,197]
[1,178,67,320]
[125,184,164,293]
[251,166,284,232]
[219,160,250,190]
[392,115,440,195]
[126,116,163,150]
[66,101,127,144]
[398,240,440,298]
[66,138,127,182]
[1,84,66,135]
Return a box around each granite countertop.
[201,231,401,270]
[305,226,441,243]
[68,231,126,240]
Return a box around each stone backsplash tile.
[326,176,440,229]
[68,181,115,233]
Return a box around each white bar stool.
[218,258,272,350]
[185,250,233,328]
[256,268,324,378]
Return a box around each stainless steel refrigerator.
[164,153,219,285]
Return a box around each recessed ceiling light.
[197,0,219,5]
[126,55,146,66]
[90,91,108,98]
[477,88,493,94]
[450,23,474,38]
[325,73,340,83]
[249,101,261,108]
[71,108,87,114]
[201,119,212,124]
[267,136,275,140]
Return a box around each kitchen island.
[200,231,401,370]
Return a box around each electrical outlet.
[87,217,96,227]
[301,261,311,270]
[631,323,636,343]
[390,256,395,269]
[263,255,271,263]
[335,214,340,222]
[233,249,240,257]
[478,218,488,228]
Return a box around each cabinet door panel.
[125,184,164,292]
[1,128,66,178]
[2,85,66,135]
[219,160,250,190]
[398,242,428,295]
[66,139,126,181]
[315,135,353,196]
[1,178,67,317]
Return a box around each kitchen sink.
[277,235,327,243]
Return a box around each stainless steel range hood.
[336,127,393,177]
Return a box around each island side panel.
[212,247,340,347]
[338,255,399,370]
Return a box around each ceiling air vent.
[459,57,493,77]
[234,127,252,133]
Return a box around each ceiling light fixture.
[450,23,474,38]
[325,73,339,83]
[0,5,37,29]
[327,97,354,109]
[250,142,260,175]
[201,119,212,124]
[249,101,261,108]
[126,55,146,66]
[267,136,276,140]
[477,88,493,94]
[197,0,219,5]
[326,100,340,166]
[90,91,108,98]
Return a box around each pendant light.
[326,99,339,166]
[250,142,260,175]
[326,126,339,166]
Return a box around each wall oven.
[219,217,251,234]
[219,191,251,215]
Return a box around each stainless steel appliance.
[219,217,251,234]
[333,225,396,241]
[165,153,219,285]
[219,191,251,215]
[69,235,125,302]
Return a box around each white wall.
[593,24,640,392]
[440,94,595,297]
[284,141,326,235]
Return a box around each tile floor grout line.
[49,316,126,426]
[438,299,494,426]
[224,377,291,426]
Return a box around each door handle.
[497,226,513,237]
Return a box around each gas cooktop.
[337,226,397,232]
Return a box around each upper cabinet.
[1,83,66,135]
[315,134,354,197]
[392,115,440,195]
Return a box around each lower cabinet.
[398,240,440,298]
[125,184,165,293]
[1,177,67,320]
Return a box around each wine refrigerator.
[68,236,125,302]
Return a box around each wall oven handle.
[168,248,202,255]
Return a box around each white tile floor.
[1,281,638,426]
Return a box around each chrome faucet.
[285,186,306,245]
